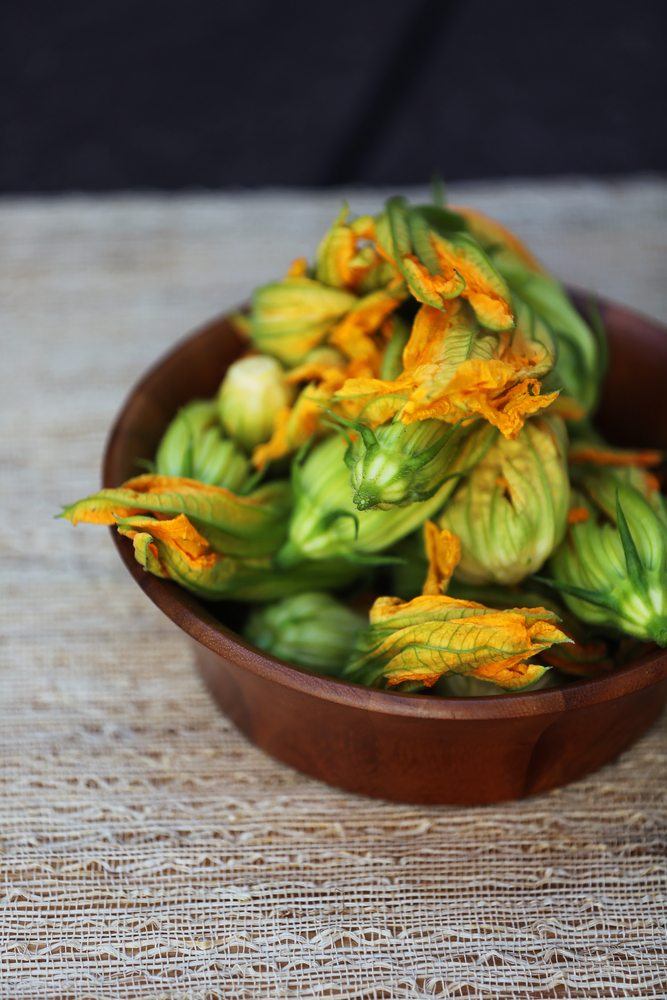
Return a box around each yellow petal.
[422,522,461,595]
[252,369,346,468]
[429,232,514,330]
[286,352,346,385]
[369,593,487,625]
[118,513,213,561]
[567,506,590,525]
[381,611,564,687]
[286,256,309,278]
[402,303,456,369]
[403,361,558,439]
[329,288,405,377]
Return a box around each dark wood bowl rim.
[102,295,667,723]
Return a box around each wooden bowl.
[103,293,667,804]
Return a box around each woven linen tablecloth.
[1,180,666,999]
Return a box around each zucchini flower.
[454,205,604,419]
[546,470,667,645]
[155,400,250,491]
[445,579,617,679]
[62,474,292,558]
[118,519,361,602]
[62,476,363,601]
[245,592,365,674]
[315,205,393,293]
[335,300,558,441]
[250,276,357,365]
[251,348,351,469]
[217,355,294,452]
[377,196,515,331]
[278,434,465,565]
[438,416,570,585]
[344,593,567,691]
[343,524,567,691]
[344,419,496,511]
[513,271,603,419]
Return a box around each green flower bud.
[190,427,250,492]
[439,416,570,585]
[345,419,496,511]
[245,592,365,674]
[278,434,464,566]
[250,278,357,365]
[155,400,251,491]
[155,400,215,474]
[547,476,667,646]
[218,355,293,452]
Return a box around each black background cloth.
[2,0,665,192]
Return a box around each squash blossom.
[279,434,470,566]
[119,519,361,602]
[335,299,558,441]
[63,476,362,601]
[344,529,568,690]
[218,355,294,452]
[245,592,365,674]
[155,400,250,491]
[377,196,515,331]
[438,415,570,585]
[62,474,292,558]
[250,276,357,365]
[345,418,496,511]
[315,205,396,294]
[547,468,667,645]
[444,579,616,679]
[508,267,604,419]
[457,208,603,419]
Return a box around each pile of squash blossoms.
[64,193,667,695]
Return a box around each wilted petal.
[330,288,406,377]
[422,522,461,595]
[347,593,567,689]
[63,475,292,558]
[569,444,662,468]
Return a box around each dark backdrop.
[2,0,665,192]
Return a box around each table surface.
[1,179,666,1000]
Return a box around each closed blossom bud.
[250,277,357,365]
[218,355,294,452]
[155,400,250,491]
[439,416,570,585]
[547,473,667,646]
[245,592,365,674]
[345,419,496,511]
[278,434,462,566]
